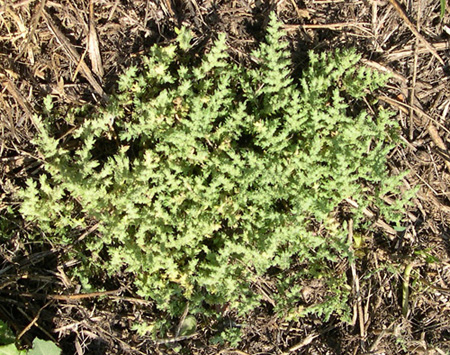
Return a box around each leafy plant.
[27,339,61,355]
[211,327,242,348]
[0,207,18,242]
[0,321,15,346]
[0,320,61,355]
[19,13,411,332]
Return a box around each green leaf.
[441,0,446,18]
[42,95,53,115]
[0,321,15,345]
[0,343,25,355]
[352,232,364,249]
[393,226,406,232]
[178,315,197,336]
[175,26,193,51]
[27,339,61,355]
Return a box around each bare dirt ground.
[1,0,450,354]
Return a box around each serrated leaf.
[175,27,193,51]
[27,339,61,355]
[43,95,53,115]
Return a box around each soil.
[1,0,450,354]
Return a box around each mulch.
[1,0,450,353]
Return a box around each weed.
[18,13,412,340]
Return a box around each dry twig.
[88,0,104,78]
[386,41,449,62]
[18,288,122,301]
[1,78,35,126]
[284,22,372,36]
[427,123,450,172]
[17,300,53,340]
[348,220,366,339]
[43,10,105,98]
[17,306,56,342]
[345,198,397,237]
[281,333,319,354]
[386,0,445,65]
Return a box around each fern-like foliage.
[19,13,411,323]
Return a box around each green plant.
[211,327,242,348]
[19,13,411,331]
[0,321,15,346]
[0,207,18,242]
[0,320,61,355]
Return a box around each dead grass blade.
[284,22,372,36]
[43,9,105,98]
[219,350,251,355]
[378,95,450,135]
[401,261,416,317]
[0,0,33,15]
[361,59,407,83]
[2,5,34,62]
[408,1,422,141]
[48,289,121,301]
[1,78,36,127]
[385,41,449,62]
[175,302,189,337]
[160,0,176,17]
[281,333,319,354]
[387,0,446,66]
[379,95,450,172]
[348,219,366,340]
[426,123,450,172]
[154,333,198,345]
[345,198,397,238]
[16,0,46,64]
[88,0,104,78]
